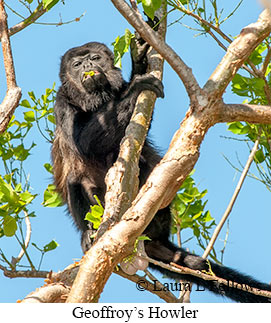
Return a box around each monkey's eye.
[91,55,101,61]
[72,61,82,68]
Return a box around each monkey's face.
[59,42,124,110]
[67,49,112,93]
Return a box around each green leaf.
[85,196,104,229]
[193,226,200,238]
[254,149,265,163]
[28,91,36,101]
[113,29,133,68]
[203,211,213,223]
[20,99,32,109]
[137,235,151,241]
[47,114,56,124]
[24,111,35,122]
[42,0,59,10]
[20,191,36,204]
[13,144,34,161]
[248,43,266,66]
[85,206,103,229]
[43,240,59,252]
[142,0,162,19]
[44,163,53,174]
[227,122,249,135]
[0,177,19,205]
[43,184,63,207]
[231,74,250,97]
[265,63,271,77]
[3,215,17,237]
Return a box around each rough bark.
[0,0,21,133]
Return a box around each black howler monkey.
[52,41,271,303]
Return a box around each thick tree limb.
[203,9,271,97]
[0,87,21,132]
[218,102,271,124]
[21,284,70,303]
[0,1,21,133]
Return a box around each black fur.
[52,41,271,303]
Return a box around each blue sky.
[1,0,271,303]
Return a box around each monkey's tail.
[145,240,271,303]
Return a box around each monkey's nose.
[83,59,93,70]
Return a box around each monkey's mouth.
[82,70,100,82]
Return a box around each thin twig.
[207,28,227,51]
[143,268,180,302]
[202,137,260,259]
[11,210,32,266]
[0,264,50,278]
[169,1,264,78]
[170,0,232,43]
[175,222,191,302]
[261,45,271,75]
[7,3,46,36]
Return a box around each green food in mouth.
[83,70,95,81]
[84,70,95,77]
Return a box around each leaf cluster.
[85,195,104,230]
[228,40,271,190]
[0,85,61,270]
[112,29,134,68]
[170,174,217,261]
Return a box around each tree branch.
[144,256,271,299]
[116,267,179,303]
[202,136,260,259]
[218,102,271,124]
[21,284,70,303]
[203,9,271,97]
[110,0,202,103]
[0,0,21,133]
[11,211,32,266]
[7,3,47,37]
[0,265,50,279]
[169,1,232,44]
[19,263,179,303]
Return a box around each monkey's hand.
[129,74,164,98]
